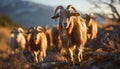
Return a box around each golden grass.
[0,27,12,52]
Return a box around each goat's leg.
[34,52,38,63]
[91,32,94,40]
[43,50,46,59]
[40,51,43,61]
[92,31,97,40]
[31,51,35,62]
[68,48,74,64]
[87,34,91,39]
[78,46,84,62]
[37,51,40,62]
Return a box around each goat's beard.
[34,37,40,45]
[61,29,70,47]
[35,40,39,45]
[62,28,67,36]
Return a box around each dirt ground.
[0,23,120,69]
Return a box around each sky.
[25,0,120,15]
[25,0,93,13]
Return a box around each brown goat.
[51,25,61,50]
[51,5,87,64]
[84,13,98,40]
[27,26,47,63]
[44,26,53,48]
[44,25,61,51]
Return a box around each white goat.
[10,27,26,54]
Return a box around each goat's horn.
[36,26,43,32]
[18,27,24,33]
[66,5,77,12]
[89,13,94,17]
[54,5,64,15]
[28,27,34,32]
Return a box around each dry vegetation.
[0,16,120,69]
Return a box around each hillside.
[0,16,120,69]
[0,15,21,27]
[0,0,55,28]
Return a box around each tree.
[88,0,120,21]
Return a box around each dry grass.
[0,27,12,53]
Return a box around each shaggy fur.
[44,25,61,50]
[10,27,26,54]
[27,26,47,63]
[51,25,61,50]
[44,26,53,48]
[84,13,98,40]
[51,5,87,64]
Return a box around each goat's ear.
[70,12,80,16]
[51,15,59,19]
[51,14,60,19]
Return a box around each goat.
[51,25,61,51]
[44,25,61,51]
[44,26,53,48]
[83,13,98,40]
[10,27,26,54]
[51,5,87,64]
[27,26,47,63]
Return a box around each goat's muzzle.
[63,22,67,28]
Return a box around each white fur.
[10,27,26,53]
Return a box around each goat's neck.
[17,33,23,43]
[67,22,74,34]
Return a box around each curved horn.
[28,27,35,33]
[18,27,24,33]
[36,26,44,32]
[66,5,77,12]
[54,5,64,15]
[89,13,94,18]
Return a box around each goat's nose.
[33,36,37,40]
[63,23,67,27]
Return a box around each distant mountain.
[0,15,21,27]
[0,0,56,28]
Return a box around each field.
[0,21,120,69]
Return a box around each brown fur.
[44,25,61,50]
[51,25,61,50]
[27,26,47,63]
[84,13,98,40]
[44,26,53,48]
[51,5,87,64]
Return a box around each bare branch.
[87,0,120,20]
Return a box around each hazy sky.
[25,0,120,15]
[26,0,93,13]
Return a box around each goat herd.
[9,5,98,65]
